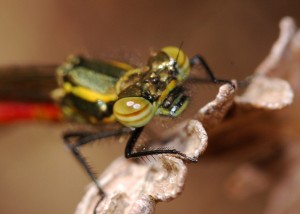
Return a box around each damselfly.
[0,46,233,205]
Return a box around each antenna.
[175,41,184,63]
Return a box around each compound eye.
[113,97,154,128]
[161,46,190,81]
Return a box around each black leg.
[190,54,234,87]
[125,127,197,162]
[63,127,131,198]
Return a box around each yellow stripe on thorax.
[63,82,117,103]
[108,60,133,71]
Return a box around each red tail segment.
[0,102,62,123]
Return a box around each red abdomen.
[0,102,61,123]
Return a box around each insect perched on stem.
[52,46,233,206]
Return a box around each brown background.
[0,1,300,213]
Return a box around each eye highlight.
[113,97,154,128]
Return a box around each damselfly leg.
[63,128,131,198]
[190,55,234,87]
[125,127,198,162]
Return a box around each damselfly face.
[113,47,190,128]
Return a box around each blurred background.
[0,0,300,213]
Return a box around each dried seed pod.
[196,83,236,129]
[235,76,294,110]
